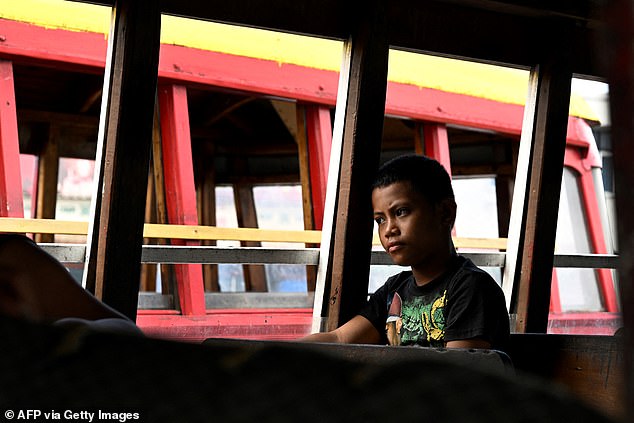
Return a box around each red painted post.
[158,84,206,316]
[0,60,23,217]
[422,123,452,176]
[305,105,332,229]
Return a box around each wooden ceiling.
[72,0,609,79]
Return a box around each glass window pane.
[253,185,307,293]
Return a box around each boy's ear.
[438,198,457,228]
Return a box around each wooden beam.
[34,124,59,244]
[140,169,158,292]
[295,104,317,292]
[151,99,175,295]
[83,0,161,319]
[72,0,604,77]
[234,183,268,292]
[196,163,219,292]
[604,0,634,419]
[0,60,24,218]
[322,0,390,329]
[505,28,573,333]
[305,106,332,230]
[158,84,206,315]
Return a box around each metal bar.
[205,292,315,309]
[41,243,620,271]
[142,246,321,265]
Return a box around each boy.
[302,154,510,350]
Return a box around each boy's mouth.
[387,242,404,253]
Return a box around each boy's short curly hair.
[372,154,454,205]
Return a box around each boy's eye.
[396,208,409,217]
[374,216,385,225]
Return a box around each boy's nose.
[384,219,399,236]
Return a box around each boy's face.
[372,181,455,272]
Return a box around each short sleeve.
[443,270,509,348]
[358,283,390,344]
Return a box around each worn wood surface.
[325,0,389,330]
[34,125,59,244]
[505,30,573,333]
[508,334,625,421]
[84,0,161,319]
[604,0,634,420]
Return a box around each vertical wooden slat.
[83,0,161,320]
[34,125,59,244]
[197,164,219,292]
[140,169,157,292]
[158,84,206,315]
[234,183,268,292]
[305,105,332,230]
[506,30,573,333]
[151,101,174,295]
[296,104,315,231]
[322,0,389,330]
[297,104,332,291]
[0,60,23,218]
[604,0,634,419]
[296,104,318,292]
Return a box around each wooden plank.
[195,149,219,292]
[84,0,161,320]
[508,334,625,421]
[510,31,574,333]
[295,104,317,292]
[151,102,175,295]
[0,60,23,218]
[234,183,268,292]
[140,170,157,292]
[34,125,59,244]
[158,84,206,315]
[324,0,389,329]
[305,105,332,230]
[0,218,323,242]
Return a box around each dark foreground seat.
[0,316,617,423]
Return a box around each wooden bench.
[508,333,625,420]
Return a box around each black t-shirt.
[359,255,510,351]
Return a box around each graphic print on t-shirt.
[386,290,447,346]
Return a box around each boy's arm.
[299,315,382,344]
[446,338,491,349]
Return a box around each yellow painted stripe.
[0,0,598,121]
[0,218,506,250]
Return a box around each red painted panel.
[136,308,313,343]
[0,60,23,217]
[305,105,331,229]
[137,308,620,341]
[0,18,594,145]
[158,84,206,316]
